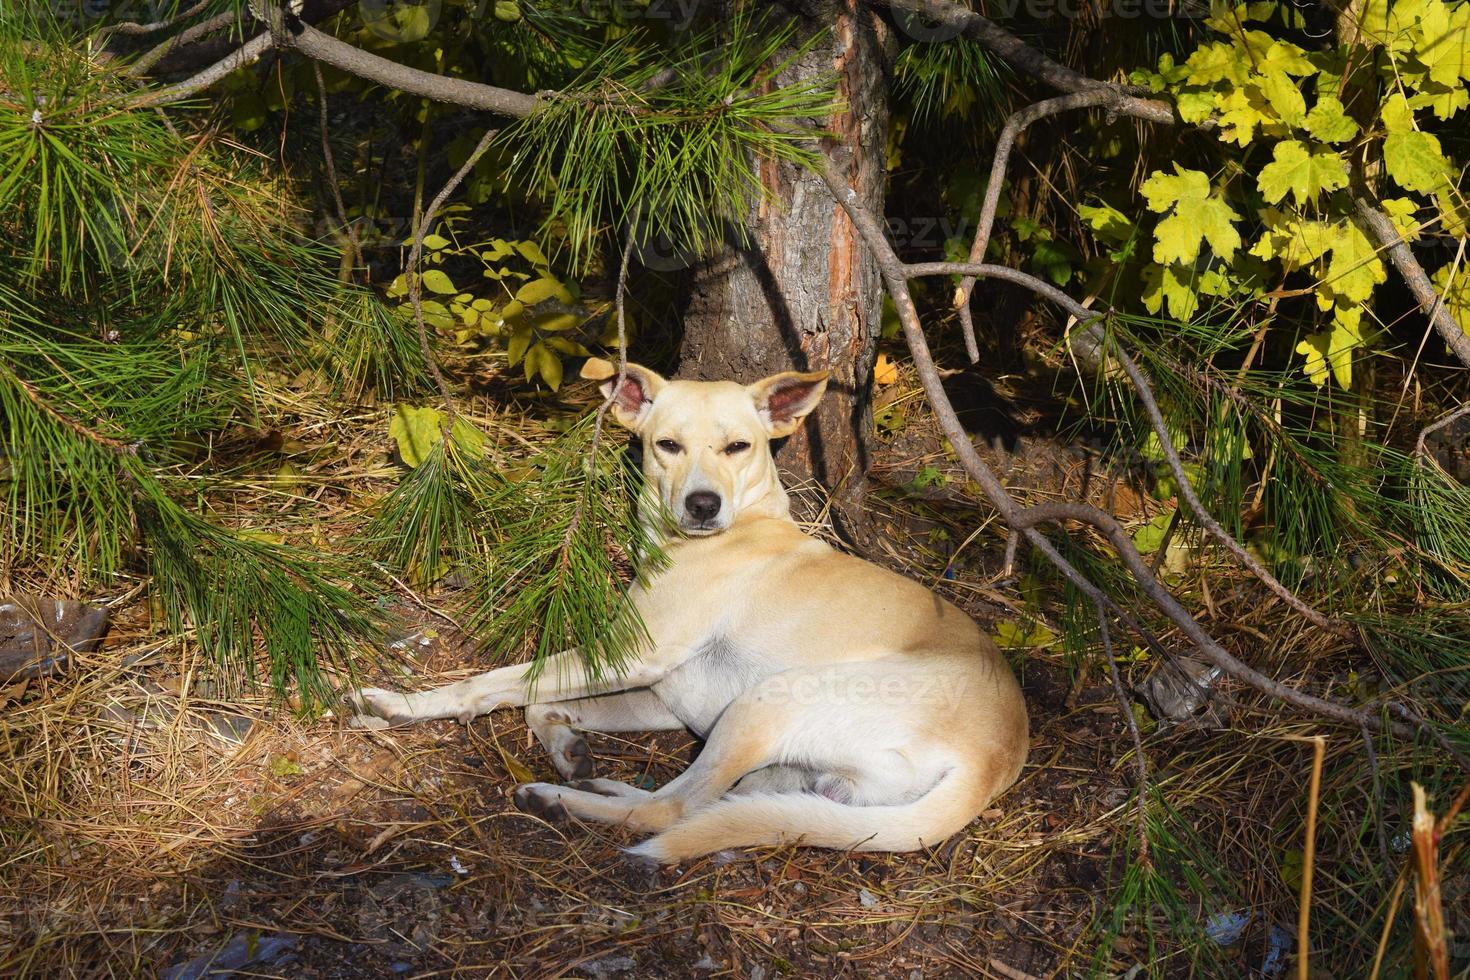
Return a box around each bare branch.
[407,128,499,420]
[286,23,538,117]
[910,259,1347,635]
[952,90,1118,363]
[879,0,1166,112]
[313,61,363,279]
[1356,197,1470,371]
[96,0,209,38]
[1415,402,1470,459]
[127,31,275,108]
[124,10,239,77]
[817,155,1436,748]
[1098,603,1149,867]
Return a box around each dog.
[351,365,1029,864]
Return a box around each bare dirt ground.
[1,369,1326,978]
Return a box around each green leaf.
[1078,202,1136,245]
[992,619,1059,649]
[1142,166,1210,212]
[387,405,484,465]
[1185,42,1250,86]
[1176,89,1218,124]
[1322,219,1386,304]
[449,417,487,460]
[1142,167,1242,264]
[389,404,446,468]
[421,270,457,295]
[1259,70,1307,126]
[507,324,533,366]
[1295,317,1362,388]
[524,342,563,390]
[1383,130,1451,193]
[1255,140,1348,206]
[1133,510,1176,555]
[514,240,549,268]
[1259,39,1317,77]
[232,91,267,132]
[515,277,570,306]
[544,336,592,356]
[1431,262,1470,331]
[1414,0,1470,87]
[1380,93,1416,133]
[1216,87,1275,145]
[1141,263,1200,320]
[1382,197,1423,241]
[1304,95,1360,142]
[421,233,450,251]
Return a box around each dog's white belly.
[651,634,769,737]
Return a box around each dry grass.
[0,363,1451,977]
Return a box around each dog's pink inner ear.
[763,375,825,424]
[606,374,648,415]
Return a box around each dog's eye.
[655,439,682,454]
[723,441,751,455]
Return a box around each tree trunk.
[675,0,888,534]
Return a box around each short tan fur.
[352,365,1028,864]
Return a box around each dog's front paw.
[345,686,417,727]
[512,783,569,822]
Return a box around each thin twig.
[1363,726,1390,869]
[312,61,363,279]
[127,30,274,107]
[1414,402,1470,459]
[126,10,240,77]
[405,128,499,421]
[96,0,209,38]
[910,259,1348,637]
[1098,602,1148,866]
[1293,734,1327,980]
[953,90,1118,363]
[558,232,638,571]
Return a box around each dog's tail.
[625,765,990,865]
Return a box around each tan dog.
[351,366,1028,864]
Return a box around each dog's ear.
[589,362,666,431]
[747,370,829,438]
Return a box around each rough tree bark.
[674,0,888,530]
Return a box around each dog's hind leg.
[526,689,684,780]
[515,680,792,832]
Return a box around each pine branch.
[0,360,138,455]
[127,31,275,108]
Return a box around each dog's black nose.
[684,491,721,522]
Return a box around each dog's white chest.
[652,634,766,737]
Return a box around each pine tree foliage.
[0,20,417,699]
[499,15,835,271]
[3,6,821,701]
[364,415,665,690]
